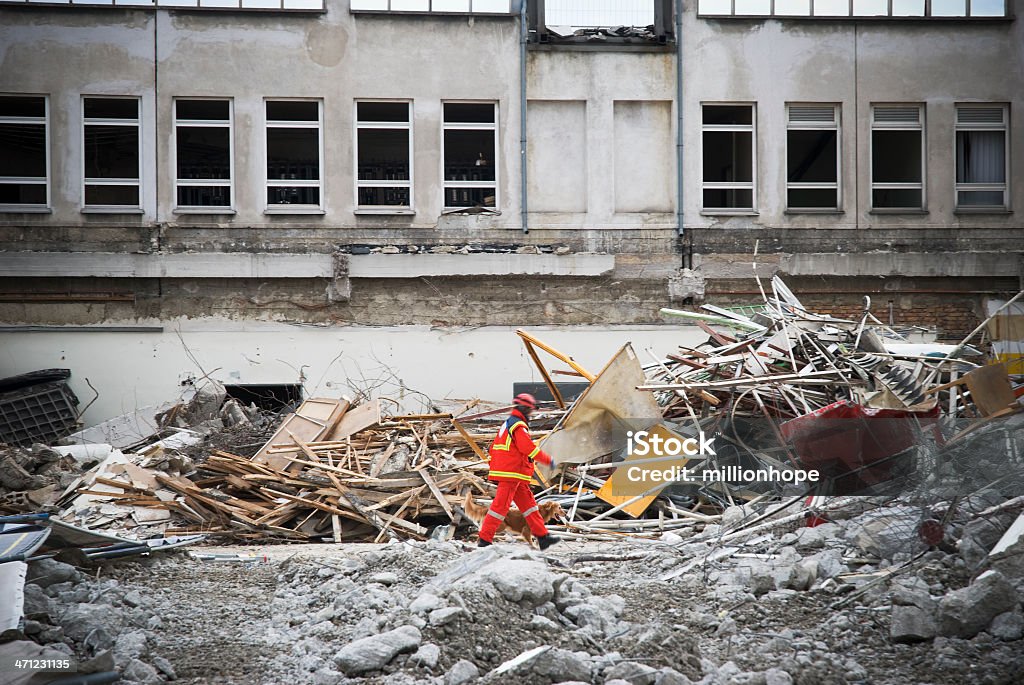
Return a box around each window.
[443,102,497,210]
[83,97,141,210]
[697,0,1007,16]
[871,105,924,211]
[355,101,412,209]
[0,95,48,210]
[266,100,323,211]
[786,104,840,211]
[955,104,1009,210]
[350,0,511,12]
[174,99,232,209]
[702,104,755,211]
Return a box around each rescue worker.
[478,392,561,550]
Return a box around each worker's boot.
[477,538,492,548]
[537,534,560,551]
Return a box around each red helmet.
[513,393,538,410]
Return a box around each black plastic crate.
[0,380,80,447]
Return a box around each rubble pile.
[0,443,80,513]
[2,278,1022,684]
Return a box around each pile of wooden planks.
[115,398,552,542]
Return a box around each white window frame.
[81,95,142,213]
[696,0,1008,18]
[173,97,234,213]
[0,94,49,213]
[785,103,841,212]
[954,103,1009,212]
[350,0,512,14]
[441,101,499,211]
[870,104,926,212]
[264,98,325,214]
[700,102,756,213]
[354,99,414,213]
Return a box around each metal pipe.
[520,0,529,234]
[675,0,684,241]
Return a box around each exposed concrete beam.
[780,253,1022,279]
[0,252,333,279]
[0,251,615,279]
[346,253,615,277]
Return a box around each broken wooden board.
[325,398,381,441]
[539,343,663,469]
[253,398,349,471]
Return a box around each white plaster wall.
[0,322,706,427]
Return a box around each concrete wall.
[0,322,706,427]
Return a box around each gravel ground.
[74,535,1024,685]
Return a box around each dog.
[462,493,565,547]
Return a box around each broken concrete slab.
[937,570,1017,638]
[332,624,422,675]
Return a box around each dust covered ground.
[68,534,1024,685]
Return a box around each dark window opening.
[224,384,303,412]
[513,382,589,404]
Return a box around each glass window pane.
[0,123,47,177]
[267,128,320,180]
[852,0,887,14]
[788,188,838,209]
[357,102,409,123]
[788,130,837,183]
[444,130,495,182]
[84,125,139,179]
[703,189,753,209]
[443,103,495,124]
[956,131,1005,183]
[267,186,321,206]
[445,187,495,208]
[776,0,811,14]
[813,0,848,15]
[931,0,966,15]
[971,0,1006,15]
[176,100,229,121]
[957,190,1004,206]
[703,105,752,126]
[358,187,410,206]
[735,0,770,14]
[891,0,924,15]
[85,185,139,206]
[84,98,138,120]
[177,185,230,207]
[0,183,46,204]
[872,130,921,183]
[266,101,319,122]
[703,131,753,183]
[873,188,921,209]
[357,129,409,181]
[176,127,231,180]
[0,96,45,118]
[698,0,732,13]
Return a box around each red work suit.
[479,408,553,543]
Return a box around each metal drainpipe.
[520,0,529,234]
[675,0,684,244]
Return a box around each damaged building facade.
[0,0,1021,417]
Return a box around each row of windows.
[0,94,1012,215]
[697,0,1008,18]
[0,96,498,213]
[701,102,1011,213]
